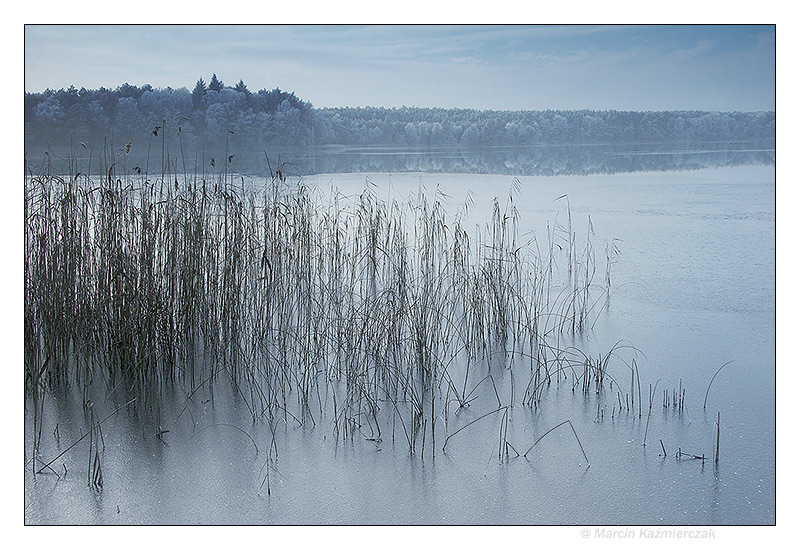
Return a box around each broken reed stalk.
[634,359,642,419]
[676,449,707,461]
[36,398,136,474]
[442,407,506,452]
[522,419,589,466]
[642,379,662,447]
[704,361,733,410]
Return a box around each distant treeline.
[25,76,776,173]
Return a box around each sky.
[23,23,775,112]
[4,6,794,543]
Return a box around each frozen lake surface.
[25,164,775,525]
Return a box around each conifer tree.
[234,79,251,97]
[208,73,223,92]
[192,77,207,108]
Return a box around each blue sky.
[24,24,775,112]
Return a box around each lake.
[24,146,775,525]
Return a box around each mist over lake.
[23,23,776,528]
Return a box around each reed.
[522,419,589,467]
[25,145,628,473]
[704,361,733,410]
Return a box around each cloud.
[24,24,775,111]
[670,39,718,62]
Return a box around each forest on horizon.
[25,75,776,175]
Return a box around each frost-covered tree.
[33,95,65,123]
[208,74,224,93]
[234,79,251,98]
[274,98,302,144]
[192,77,207,108]
[23,77,775,176]
[460,124,481,146]
[115,96,140,132]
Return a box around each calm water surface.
[25,164,775,525]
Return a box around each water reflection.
[31,140,774,179]
[287,141,775,177]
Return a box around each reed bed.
[25,150,621,463]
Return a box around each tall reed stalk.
[25,148,620,460]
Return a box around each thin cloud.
[24,24,774,112]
